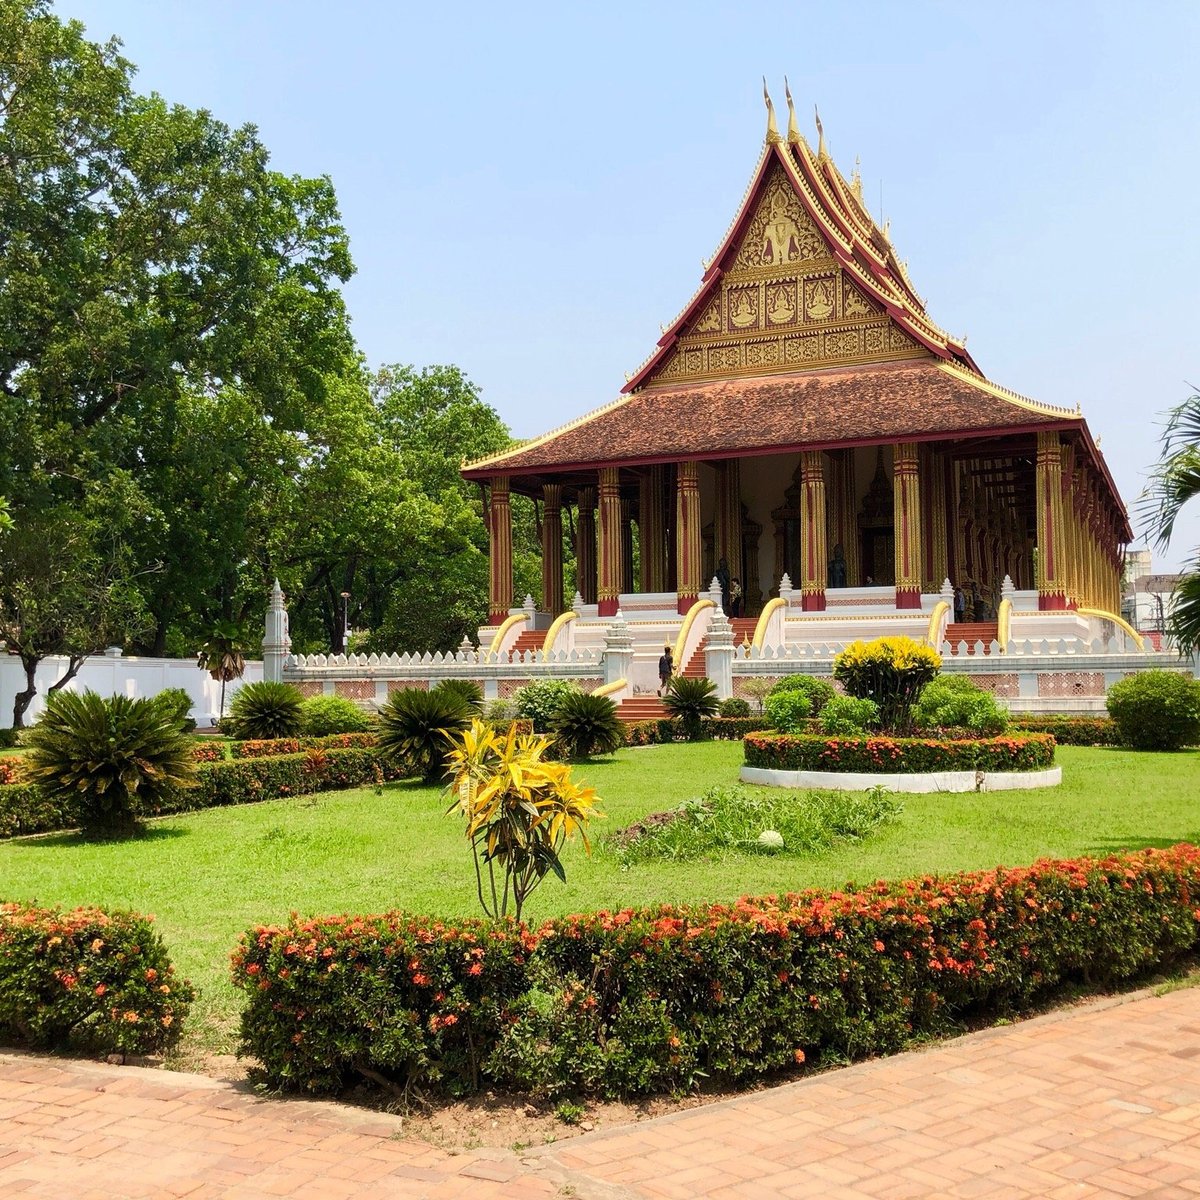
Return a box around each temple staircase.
[508,628,544,658]
[945,621,998,656]
[680,618,759,678]
[616,695,669,722]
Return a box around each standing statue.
[716,556,732,612]
[827,543,848,589]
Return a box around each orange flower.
[793,1049,806,1064]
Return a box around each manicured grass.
[1,741,1197,1060]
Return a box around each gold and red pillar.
[827,450,860,588]
[675,460,702,613]
[541,483,563,616]
[576,487,597,605]
[620,498,635,596]
[487,476,513,624]
[1035,431,1067,609]
[639,465,667,593]
[800,451,827,611]
[893,443,923,608]
[597,468,623,617]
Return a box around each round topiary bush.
[763,689,811,733]
[513,679,580,733]
[767,674,837,715]
[1106,670,1200,750]
[819,695,879,736]
[299,694,374,737]
[226,682,304,740]
[718,697,751,718]
[912,676,1008,736]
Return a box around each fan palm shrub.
[662,677,720,740]
[378,687,471,783]
[196,620,247,722]
[23,691,196,838]
[225,682,304,740]
[551,691,624,759]
[432,678,485,714]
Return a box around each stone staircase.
[508,628,544,658]
[616,694,669,722]
[680,617,759,677]
[945,620,999,655]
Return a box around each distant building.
[1123,572,1185,644]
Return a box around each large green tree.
[1144,391,1200,655]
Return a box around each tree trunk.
[12,655,38,728]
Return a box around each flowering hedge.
[1009,715,1122,746]
[743,732,1055,774]
[231,732,380,759]
[0,758,23,786]
[0,748,407,839]
[232,844,1200,1097]
[0,902,194,1056]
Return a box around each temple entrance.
[860,528,894,587]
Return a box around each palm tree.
[197,620,247,722]
[1143,392,1200,654]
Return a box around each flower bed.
[232,844,1200,1098]
[743,732,1055,774]
[0,902,194,1056]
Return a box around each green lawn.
[1,741,1198,1060]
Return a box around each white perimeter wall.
[0,654,264,729]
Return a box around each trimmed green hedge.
[0,748,407,839]
[0,901,194,1056]
[623,717,766,746]
[232,844,1200,1097]
[0,730,19,749]
[743,731,1055,774]
[1009,715,1121,746]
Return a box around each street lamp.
[340,591,351,651]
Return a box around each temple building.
[462,87,1132,675]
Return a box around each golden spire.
[814,104,827,157]
[762,77,781,144]
[784,76,801,143]
[851,155,863,199]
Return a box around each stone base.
[740,765,1062,793]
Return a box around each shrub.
[1009,715,1120,746]
[622,717,770,746]
[737,677,774,714]
[0,757,24,786]
[513,679,579,733]
[743,731,1054,774]
[232,732,378,758]
[551,691,624,760]
[820,696,880,736]
[719,698,751,718]
[233,844,1200,1097]
[768,675,837,715]
[432,679,485,714]
[378,687,470,783]
[0,902,194,1056]
[484,698,517,723]
[0,729,20,749]
[608,783,900,862]
[764,689,811,732]
[833,636,941,732]
[226,682,304,741]
[913,676,1008,736]
[446,721,602,920]
[299,695,374,737]
[662,677,720,739]
[22,692,196,838]
[157,687,197,732]
[1106,670,1200,750]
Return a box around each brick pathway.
[1,986,1198,1198]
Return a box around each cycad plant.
[23,691,196,838]
[378,687,471,783]
[431,678,485,714]
[662,677,720,740]
[550,690,624,759]
[446,719,602,920]
[225,681,304,740]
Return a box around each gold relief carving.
[804,276,836,321]
[733,166,825,270]
[746,340,781,368]
[693,298,722,334]
[843,284,876,318]
[707,344,742,371]
[765,280,798,325]
[726,285,760,330]
[888,328,917,352]
[864,325,885,353]
[824,329,859,356]
[684,349,703,373]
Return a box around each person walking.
[657,644,674,695]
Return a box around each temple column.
[922,446,948,592]
[597,467,622,617]
[828,450,860,587]
[714,459,742,581]
[576,487,597,606]
[620,498,635,596]
[639,465,667,593]
[800,451,827,611]
[675,460,702,613]
[541,483,564,616]
[488,477,513,624]
[1035,431,1067,609]
[893,443,923,608]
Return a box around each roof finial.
[814,104,827,157]
[784,76,801,143]
[762,77,781,144]
[851,155,863,198]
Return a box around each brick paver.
[2,986,1198,1198]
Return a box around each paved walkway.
[2,987,1199,1199]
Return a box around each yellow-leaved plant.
[445,719,603,921]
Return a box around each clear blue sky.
[63,1,1200,569]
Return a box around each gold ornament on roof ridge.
[762,78,781,144]
[814,105,827,157]
[784,77,802,144]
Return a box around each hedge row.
[0,902,193,1056]
[742,731,1056,774]
[0,748,407,839]
[0,758,21,786]
[232,844,1200,1097]
[190,732,380,762]
[622,716,767,746]
[1008,715,1121,746]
